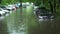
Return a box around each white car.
[6,5,16,11]
[0,8,10,14]
[31,2,34,6]
[0,9,5,16]
[22,3,26,5]
[5,6,12,11]
[22,3,26,8]
[26,2,30,6]
[33,6,38,11]
[33,6,38,15]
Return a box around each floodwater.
[0,4,60,34]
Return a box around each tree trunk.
[0,0,2,3]
[20,0,22,22]
[48,0,53,14]
[54,0,56,17]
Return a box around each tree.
[54,0,56,17]
[48,0,53,14]
[0,0,19,5]
[0,0,2,3]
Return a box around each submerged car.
[6,5,16,11]
[22,3,26,8]
[33,6,38,15]
[35,7,54,21]
[0,6,6,9]
[0,9,5,16]
[33,6,38,11]
[0,6,12,12]
[26,2,30,6]
[0,8,10,14]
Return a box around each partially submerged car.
[0,6,12,13]
[35,7,54,21]
[6,5,16,11]
[0,8,10,14]
[26,2,30,6]
[0,9,5,16]
[22,3,26,8]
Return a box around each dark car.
[35,7,54,21]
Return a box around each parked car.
[35,7,54,21]
[33,6,38,15]
[26,2,30,6]
[0,9,5,16]
[6,5,16,11]
[0,6,10,10]
[0,8,10,14]
[0,6,6,9]
[33,6,38,11]
[0,6,12,13]
[22,3,26,8]
[31,2,33,5]
[5,9,12,13]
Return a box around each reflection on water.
[0,17,9,34]
[6,14,9,16]
[39,19,54,22]
[0,16,5,20]
[7,23,27,34]
[0,14,9,20]
[0,5,60,34]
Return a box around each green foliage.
[0,0,20,5]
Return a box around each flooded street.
[0,4,60,34]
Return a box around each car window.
[39,9,52,16]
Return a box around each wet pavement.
[0,4,60,34]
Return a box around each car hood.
[0,11,5,13]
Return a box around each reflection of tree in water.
[38,20,55,34]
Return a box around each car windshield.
[39,9,52,16]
